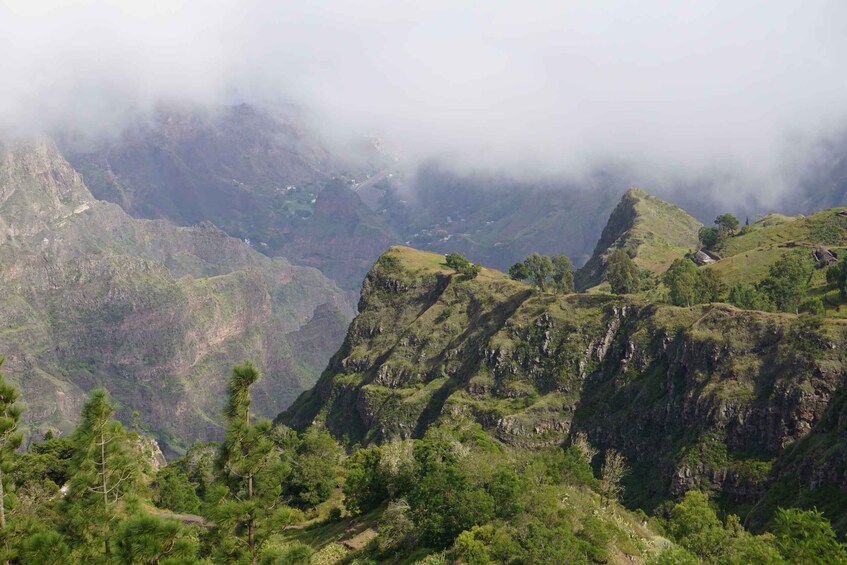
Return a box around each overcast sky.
[2,1,846,201]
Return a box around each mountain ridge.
[281,242,847,534]
[574,187,702,289]
[60,104,398,288]
[0,139,354,455]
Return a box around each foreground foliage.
[4,356,845,563]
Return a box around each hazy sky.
[2,1,846,201]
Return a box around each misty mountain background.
[40,100,847,292]
[1,0,847,443]
[2,2,846,212]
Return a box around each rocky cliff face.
[281,246,847,530]
[0,140,94,239]
[0,140,354,455]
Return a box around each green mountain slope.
[0,140,354,454]
[575,187,702,289]
[282,245,847,533]
[691,208,847,319]
[707,208,847,278]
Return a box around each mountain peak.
[623,186,648,199]
[574,188,701,289]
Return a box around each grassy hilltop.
[575,188,702,290]
[706,208,847,316]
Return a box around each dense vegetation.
[4,356,846,564]
[445,253,482,280]
[605,249,640,294]
[508,252,574,293]
[509,219,840,315]
[568,202,847,317]
[285,242,847,557]
[0,361,345,563]
[663,259,725,307]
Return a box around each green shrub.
[154,465,200,513]
[343,446,388,515]
[377,253,401,272]
[799,297,825,316]
[772,507,847,563]
[459,262,482,280]
[445,252,471,271]
[577,515,612,562]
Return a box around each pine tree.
[113,513,198,564]
[63,389,140,559]
[210,362,302,564]
[0,359,23,562]
[18,530,71,564]
[70,390,138,508]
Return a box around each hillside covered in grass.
[705,208,847,316]
[574,188,702,290]
[282,243,847,542]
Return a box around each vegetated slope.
[59,103,397,288]
[701,208,847,319]
[0,140,354,454]
[575,187,702,290]
[708,208,847,283]
[282,245,847,533]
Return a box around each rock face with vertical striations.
[281,245,847,533]
[0,139,354,456]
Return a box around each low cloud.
[2,1,846,205]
